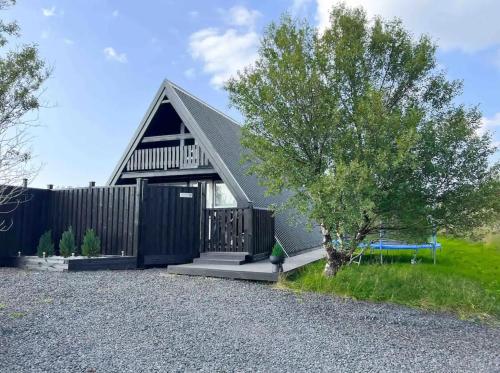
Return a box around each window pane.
[214,182,236,207]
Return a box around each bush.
[271,242,284,257]
[59,226,76,257]
[81,229,101,258]
[37,230,54,257]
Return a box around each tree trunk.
[321,224,347,277]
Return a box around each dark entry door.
[140,185,201,265]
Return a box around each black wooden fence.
[50,185,138,256]
[0,186,51,257]
[1,182,275,264]
[0,184,140,257]
[0,182,201,263]
[202,206,274,259]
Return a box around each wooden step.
[196,252,250,265]
[199,252,250,260]
[167,265,278,282]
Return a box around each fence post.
[134,178,148,266]
[198,181,206,253]
[244,201,254,255]
[22,178,28,188]
[47,184,53,190]
[88,181,95,188]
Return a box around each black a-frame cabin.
[108,80,321,257]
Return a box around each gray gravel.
[0,268,498,373]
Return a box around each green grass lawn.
[280,236,500,322]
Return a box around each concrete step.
[22,264,68,272]
[17,256,69,271]
[19,257,67,264]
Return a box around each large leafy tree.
[0,0,49,231]
[226,5,500,275]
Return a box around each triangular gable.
[107,80,250,207]
[109,79,322,255]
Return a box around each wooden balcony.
[125,145,213,175]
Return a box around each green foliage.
[226,4,500,260]
[81,229,100,258]
[37,230,54,257]
[271,242,284,257]
[281,238,500,322]
[9,311,26,319]
[0,1,49,197]
[59,226,76,257]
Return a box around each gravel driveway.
[0,268,498,372]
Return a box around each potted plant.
[269,243,285,273]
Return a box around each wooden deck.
[167,247,324,282]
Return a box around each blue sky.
[5,0,500,187]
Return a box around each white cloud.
[480,113,500,136]
[42,6,56,17]
[63,38,74,45]
[189,10,199,18]
[184,68,196,79]
[189,27,259,88]
[103,47,127,63]
[112,10,119,17]
[291,0,313,15]
[315,0,500,53]
[225,5,261,28]
[188,6,261,88]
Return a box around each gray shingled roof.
[171,83,322,255]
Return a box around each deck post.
[199,181,207,253]
[134,178,148,266]
[244,202,254,256]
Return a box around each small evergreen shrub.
[59,226,76,257]
[271,242,284,257]
[37,230,54,257]
[81,229,101,258]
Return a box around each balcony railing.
[126,145,211,171]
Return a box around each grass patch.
[9,311,26,319]
[281,237,500,322]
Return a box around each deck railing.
[202,206,275,258]
[126,144,210,171]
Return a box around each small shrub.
[81,229,101,258]
[271,242,284,257]
[37,230,54,257]
[59,226,76,257]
